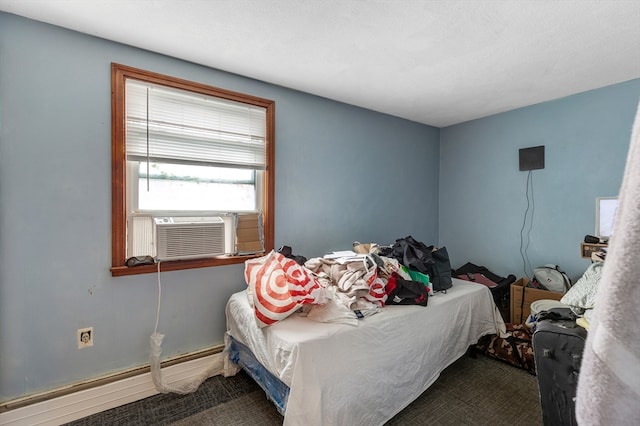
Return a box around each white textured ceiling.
[1,0,639,127]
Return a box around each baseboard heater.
[0,345,224,425]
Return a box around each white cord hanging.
[149,260,218,394]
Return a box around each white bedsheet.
[225,278,506,426]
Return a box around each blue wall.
[0,13,440,402]
[440,80,640,281]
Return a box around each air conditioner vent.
[154,217,225,261]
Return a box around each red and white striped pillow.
[244,251,322,327]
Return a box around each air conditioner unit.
[154,217,225,261]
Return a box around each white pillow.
[560,262,604,314]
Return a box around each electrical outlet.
[77,327,94,349]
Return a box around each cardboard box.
[580,242,607,258]
[235,213,263,254]
[510,278,563,324]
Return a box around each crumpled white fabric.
[561,261,604,315]
[303,286,381,326]
[304,256,375,296]
[149,332,218,394]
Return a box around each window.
[111,63,274,276]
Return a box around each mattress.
[225,277,506,426]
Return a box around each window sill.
[110,253,263,277]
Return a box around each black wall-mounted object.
[519,145,545,171]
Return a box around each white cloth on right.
[576,100,640,425]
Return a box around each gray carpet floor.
[65,354,542,425]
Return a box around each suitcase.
[533,318,587,426]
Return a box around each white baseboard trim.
[0,352,224,426]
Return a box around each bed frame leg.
[467,344,478,358]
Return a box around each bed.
[223,277,506,426]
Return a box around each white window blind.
[125,80,266,169]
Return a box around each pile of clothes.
[244,237,453,327]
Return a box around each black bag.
[453,262,516,319]
[428,246,452,291]
[453,262,516,287]
[385,274,429,306]
[381,236,452,292]
[534,307,577,323]
[383,235,434,274]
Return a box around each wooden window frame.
[110,63,274,277]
